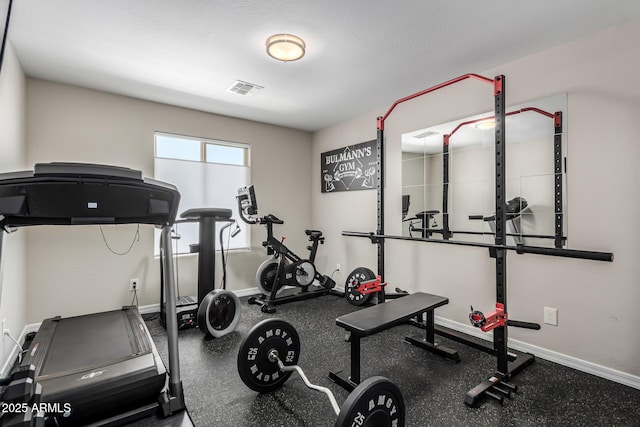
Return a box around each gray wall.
[23,79,313,322]
[311,18,640,378]
[0,41,27,374]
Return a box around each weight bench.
[329,292,459,391]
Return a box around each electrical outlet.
[544,307,558,326]
[130,278,139,291]
[336,263,341,272]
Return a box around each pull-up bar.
[377,73,496,130]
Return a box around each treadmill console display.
[0,162,180,227]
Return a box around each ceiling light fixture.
[266,33,305,62]
[475,119,496,130]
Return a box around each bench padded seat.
[336,292,449,337]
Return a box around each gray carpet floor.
[145,294,640,426]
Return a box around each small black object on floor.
[145,295,640,427]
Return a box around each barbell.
[237,318,406,427]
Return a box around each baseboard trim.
[435,316,640,390]
[234,287,262,298]
[136,304,158,315]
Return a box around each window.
[154,132,251,254]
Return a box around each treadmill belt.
[41,309,147,376]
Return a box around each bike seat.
[181,207,232,221]
[416,210,439,219]
[305,229,323,240]
[480,197,529,222]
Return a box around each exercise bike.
[160,208,242,337]
[237,185,337,313]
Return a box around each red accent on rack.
[377,73,494,131]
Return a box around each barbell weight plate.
[345,267,375,306]
[335,376,405,427]
[469,309,487,328]
[256,258,286,295]
[197,289,242,337]
[237,318,301,393]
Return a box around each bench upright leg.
[426,310,435,343]
[350,335,361,384]
[404,310,460,362]
[328,335,360,392]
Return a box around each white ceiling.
[8,1,640,132]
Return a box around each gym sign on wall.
[321,140,377,193]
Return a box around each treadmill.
[0,163,187,426]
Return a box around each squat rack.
[343,73,614,406]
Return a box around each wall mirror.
[401,93,567,249]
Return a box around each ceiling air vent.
[413,130,439,139]
[227,80,264,96]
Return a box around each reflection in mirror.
[401,93,567,249]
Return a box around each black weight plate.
[237,318,301,393]
[345,267,375,306]
[335,376,405,427]
[197,290,241,337]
